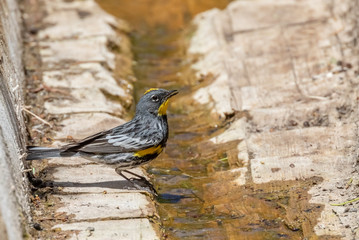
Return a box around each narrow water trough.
[97,0,359,239]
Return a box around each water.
[97,1,326,239]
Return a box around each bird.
[26,88,178,193]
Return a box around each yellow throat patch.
[134,145,163,157]
[158,99,169,116]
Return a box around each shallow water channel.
[97,1,325,239]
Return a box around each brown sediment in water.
[96,1,335,239]
[151,122,325,239]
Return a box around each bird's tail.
[26,146,62,160]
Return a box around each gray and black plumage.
[27,88,178,188]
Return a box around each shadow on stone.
[51,179,157,195]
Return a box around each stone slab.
[43,62,130,98]
[38,7,117,40]
[248,99,340,132]
[52,164,146,193]
[228,0,329,32]
[309,179,359,239]
[48,156,93,166]
[247,125,356,159]
[39,36,115,69]
[210,118,246,144]
[234,141,249,186]
[251,155,354,184]
[44,87,124,115]
[54,113,125,140]
[53,219,159,240]
[55,193,155,220]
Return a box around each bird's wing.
[62,118,163,154]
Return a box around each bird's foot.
[128,178,158,196]
[116,168,158,196]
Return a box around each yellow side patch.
[134,145,163,157]
[144,88,159,95]
[158,99,169,116]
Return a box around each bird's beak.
[166,90,178,99]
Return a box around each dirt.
[22,2,62,236]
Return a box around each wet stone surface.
[53,219,158,240]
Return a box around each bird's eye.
[151,95,159,102]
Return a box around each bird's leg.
[123,169,149,182]
[115,168,157,196]
[122,169,158,195]
[115,168,134,183]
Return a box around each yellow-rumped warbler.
[27,88,178,190]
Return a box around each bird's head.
[135,88,178,117]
